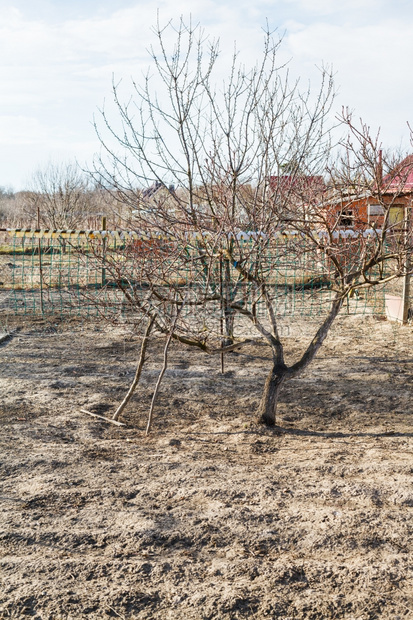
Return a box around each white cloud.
[282,18,413,144]
[1,1,413,188]
[283,0,384,16]
[0,114,96,149]
[0,116,47,146]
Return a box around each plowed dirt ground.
[0,314,412,619]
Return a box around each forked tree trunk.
[256,365,287,426]
[256,297,343,427]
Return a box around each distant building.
[325,155,413,231]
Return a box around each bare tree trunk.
[145,329,173,435]
[257,297,343,427]
[146,297,185,434]
[112,316,155,421]
[256,364,287,426]
[223,258,235,345]
[223,307,235,346]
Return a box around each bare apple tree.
[89,18,413,427]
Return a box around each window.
[388,205,404,228]
[368,204,384,226]
[368,204,384,216]
[339,209,354,227]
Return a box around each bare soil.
[0,313,412,619]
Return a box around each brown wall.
[326,194,413,230]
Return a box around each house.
[325,155,413,231]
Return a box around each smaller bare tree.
[25,162,94,229]
[0,186,15,226]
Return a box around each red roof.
[382,154,413,193]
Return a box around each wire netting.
[0,230,397,320]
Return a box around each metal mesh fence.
[0,229,396,320]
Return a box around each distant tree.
[25,162,94,229]
[0,186,14,199]
[0,187,15,224]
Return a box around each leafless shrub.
[23,162,95,229]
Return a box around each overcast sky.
[1,0,413,190]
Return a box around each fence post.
[219,256,225,374]
[37,205,45,314]
[101,216,107,287]
[402,270,410,324]
[402,204,411,324]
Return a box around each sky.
[1,0,413,190]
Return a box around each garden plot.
[0,314,412,619]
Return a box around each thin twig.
[80,409,126,427]
[107,607,126,620]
